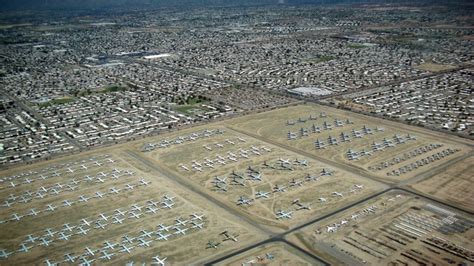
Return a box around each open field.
[410,155,474,213]
[415,63,457,72]
[287,190,474,265]
[0,148,264,265]
[136,125,385,232]
[226,104,472,182]
[215,241,324,266]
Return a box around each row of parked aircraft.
[202,137,247,151]
[206,230,240,249]
[143,128,225,151]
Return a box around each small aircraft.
[17,243,32,253]
[236,196,254,206]
[99,250,115,261]
[206,240,221,249]
[119,245,134,254]
[44,259,58,266]
[156,232,171,241]
[58,232,72,241]
[275,210,293,219]
[152,255,167,266]
[64,253,77,263]
[332,192,343,197]
[173,227,189,235]
[28,208,40,216]
[103,241,117,250]
[255,191,270,199]
[0,249,13,259]
[221,231,239,242]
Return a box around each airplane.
[320,168,334,176]
[35,192,45,199]
[64,253,77,263]
[83,175,94,182]
[63,200,74,207]
[79,257,95,266]
[332,192,343,197]
[129,212,142,219]
[191,221,204,229]
[28,208,40,216]
[96,177,105,183]
[98,213,109,221]
[279,158,291,165]
[294,159,308,166]
[152,255,167,266]
[216,143,224,148]
[17,243,32,253]
[173,227,189,235]
[125,183,135,190]
[24,234,37,243]
[103,241,117,250]
[305,174,319,182]
[157,232,171,241]
[203,145,213,151]
[7,194,18,201]
[240,153,249,159]
[237,137,246,142]
[327,225,337,232]
[287,120,295,126]
[9,181,17,188]
[99,250,115,261]
[314,139,326,149]
[23,177,33,184]
[137,238,152,247]
[119,244,134,254]
[179,164,190,171]
[1,201,13,208]
[236,196,254,206]
[76,226,90,235]
[80,218,92,227]
[109,187,121,194]
[175,218,188,226]
[139,179,150,186]
[146,206,158,214]
[354,184,364,189]
[211,176,227,185]
[293,199,311,210]
[95,191,105,198]
[0,249,13,259]
[80,164,88,170]
[190,213,205,221]
[255,191,270,199]
[84,247,97,257]
[225,139,235,145]
[140,230,153,238]
[221,231,239,242]
[39,238,52,247]
[206,240,221,249]
[63,223,75,232]
[45,204,57,212]
[147,200,160,207]
[131,204,143,212]
[110,173,120,180]
[157,224,172,232]
[248,172,262,181]
[44,259,58,266]
[319,197,327,203]
[44,228,57,238]
[112,216,125,224]
[192,165,203,172]
[50,188,60,195]
[275,210,293,219]
[289,178,304,187]
[95,221,107,230]
[10,213,23,221]
[121,235,135,244]
[273,184,287,193]
[58,232,72,241]
[78,195,90,202]
[66,184,78,191]
[106,158,116,163]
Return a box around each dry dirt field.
[0,147,264,265]
[287,189,474,265]
[410,155,474,213]
[226,103,472,182]
[135,125,385,232]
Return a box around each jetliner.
[255,191,270,199]
[112,216,125,224]
[63,223,75,232]
[95,191,105,198]
[103,241,117,250]
[17,243,32,253]
[248,172,262,181]
[175,218,188,226]
[24,234,37,243]
[157,224,172,232]
[191,221,204,229]
[191,213,204,221]
[129,212,142,219]
[115,208,126,216]
[78,195,90,202]
[221,231,239,242]
[110,187,121,194]
[84,247,97,257]
[119,245,134,254]
[140,230,153,238]
[28,208,40,216]
[131,204,143,212]
[332,192,343,197]
[152,255,167,266]
[125,183,135,190]
[179,164,190,171]
[206,240,221,249]
[76,227,90,235]
[275,210,293,219]
[2,201,13,208]
[139,179,150,186]
[95,221,107,230]
[122,235,135,244]
[0,250,13,259]
[173,227,189,235]
[39,238,52,247]
[161,201,175,209]
[273,184,287,193]
[137,238,152,247]
[157,232,171,241]
[10,213,23,221]
[99,250,115,261]
[44,259,58,266]
[327,225,337,232]
[237,196,254,206]
[319,197,327,202]
[58,232,71,241]
[80,218,92,227]
[64,253,77,263]
[146,206,159,214]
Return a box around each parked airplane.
[275,210,293,219]
[237,196,254,206]
[152,255,167,266]
[221,231,239,242]
[0,249,13,259]
[206,240,220,249]
[17,243,32,253]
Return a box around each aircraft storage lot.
[137,126,385,232]
[0,149,264,265]
[410,155,474,213]
[226,104,472,182]
[287,190,474,265]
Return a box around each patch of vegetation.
[173,95,211,115]
[38,97,75,108]
[347,43,367,49]
[73,85,127,97]
[101,85,127,93]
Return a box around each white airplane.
[289,178,304,187]
[248,172,262,181]
[0,249,13,259]
[44,259,58,266]
[125,183,135,190]
[157,232,171,241]
[9,181,17,188]
[44,228,57,238]
[122,235,135,244]
[146,207,159,214]
[131,204,143,212]
[129,212,142,219]
[98,213,109,221]
[173,227,189,235]
[103,241,117,250]
[279,158,291,164]
[10,213,23,221]
[275,210,293,219]
[23,178,33,184]
[137,238,152,247]
[99,250,115,261]
[273,184,287,193]
[206,240,220,249]
[332,192,343,197]
[203,145,213,151]
[2,201,13,208]
[237,196,254,206]
[58,232,71,241]
[79,257,95,266]
[64,253,77,263]
[221,231,239,242]
[28,208,40,216]
[216,143,224,148]
[17,243,32,253]
[63,223,75,232]
[80,218,92,227]
[147,200,159,207]
[140,230,153,238]
[76,227,90,235]
[94,161,103,167]
[80,164,88,170]
[327,225,337,232]
[50,188,60,195]
[190,213,204,221]
[119,244,134,254]
[255,191,270,199]
[179,164,190,171]
[63,200,74,207]
[225,139,235,145]
[84,247,96,257]
[319,198,327,202]
[66,184,78,191]
[152,255,167,266]
[24,234,37,243]
[96,177,105,183]
[175,218,188,226]
[95,222,107,230]
[139,179,150,186]
[294,159,308,166]
[36,192,45,199]
[112,216,125,224]
[78,195,90,202]
[191,221,204,229]
[157,224,172,232]
[354,184,364,189]
[39,238,52,247]
[320,168,334,176]
[83,175,94,182]
[95,191,105,198]
[109,187,121,194]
